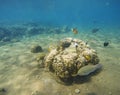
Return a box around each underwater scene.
[0,0,120,95]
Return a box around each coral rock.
[44,38,100,79]
[31,45,43,53]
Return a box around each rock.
[0,88,6,92]
[36,53,46,68]
[31,45,43,53]
[44,37,100,80]
[36,53,46,62]
[75,89,80,94]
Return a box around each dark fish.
[91,28,99,33]
[77,64,102,76]
[104,42,109,47]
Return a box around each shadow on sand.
[58,68,102,86]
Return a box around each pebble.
[75,89,80,94]
[31,92,34,95]
[108,91,112,95]
[31,90,39,95]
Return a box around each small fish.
[91,28,99,33]
[71,28,78,34]
[103,42,109,47]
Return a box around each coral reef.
[44,38,100,79]
[0,23,70,41]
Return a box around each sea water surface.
[0,0,120,95]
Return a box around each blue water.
[0,0,120,27]
[0,1,120,95]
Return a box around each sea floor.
[0,30,120,95]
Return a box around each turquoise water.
[0,0,120,95]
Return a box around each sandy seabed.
[0,31,120,95]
